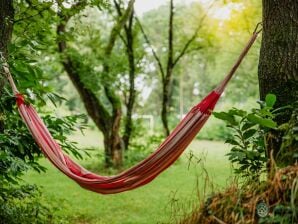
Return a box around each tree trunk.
[58,53,123,167]
[161,76,171,136]
[0,0,14,59]
[113,0,137,150]
[161,0,174,136]
[137,1,204,137]
[122,10,136,150]
[0,0,14,132]
[258,0,298,164]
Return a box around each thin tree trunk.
[161,75,171,136]
[137,0,204,136]
[0,0,14,132]
[161,0,174,136]
[258,0,298,163]
[122,10,136,150]
[113,0,137,150]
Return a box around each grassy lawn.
[23,131,231,224]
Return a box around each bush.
[0,185,69,224]
[213,94,279,179]
[0,87,85,223]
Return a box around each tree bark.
[259,0,298,163]
[0,0,14,59]
[0,0,14,132]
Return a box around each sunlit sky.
[134,0,243,20]
[135,0,199,15]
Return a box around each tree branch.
[102,0,135,125]
[105,0,135,56]
[135,16,165,80]
[166,0,174,75]
[113,0,128,47]
[172,9,210,67]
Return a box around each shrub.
[0,184,69,224]
[0,88,85,223]
[213,94,279,179]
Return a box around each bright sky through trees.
[135,0,243,20]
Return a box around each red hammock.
[3,31,259,194]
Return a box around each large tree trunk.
[258,0,298,164]
[0,0,14,132]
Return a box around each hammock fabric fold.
[3,31,260,194]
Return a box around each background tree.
[258,0,298,164]
[138,0,209,136]
[56,0,135,167]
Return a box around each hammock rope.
[2,29,261,194]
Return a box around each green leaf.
[236,152,246,161]
[225,139,240,146]
[265,94,276,107]
[229,108,247,117]
[213,112,237,125]
[241,122,257,131]
[246,151,255,160]
[247,114,277,128]
[243,129,257,139]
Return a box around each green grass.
[23,133,231,224]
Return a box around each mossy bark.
[0,0,14,132]
[258,0,298,164]
[0,0,14,58]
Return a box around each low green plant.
[0,184,69,224]
[213,94,279,179]
[0,75,86,223]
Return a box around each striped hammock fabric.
[3,31,259,194]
